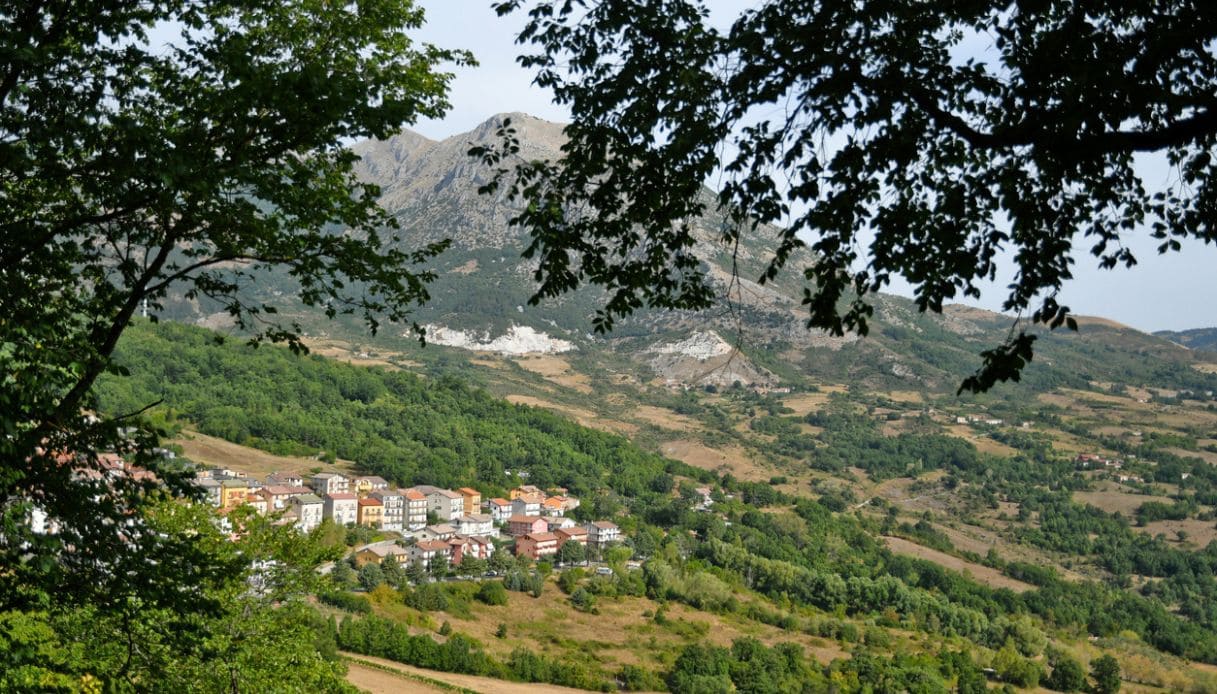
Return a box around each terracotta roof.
[557,526,587,536]
[358,497,382,507]
[325,493,357,501]
[261,485,298,495]
[403,489,426,500]
[543,497,564,508]
[489,498,511,506]
[457,487,480,496]
[590,521,619,530]
[416,540,450,551]
[507,514,545,524]
[522,532,557,542]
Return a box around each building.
[457,487,481,516]
[310,472,349,496]
[509,485,542,500]
[448,534,494,564]
[357,497,384,528]
[323,492,358,526]
[545,516,576,532]
[403,488,428,530]
[353,475,390,494]
[258,485,310,510]
[370,489,404,532]
[587,521,621,546]
[541,497,566,516]
[506,515,549,537]
[511,495,541,517]
[265,472,304,487]
[244,494,268,515]
[555,526,588,547]
[419,523,457,542]
[488,498,513,522]
[413,485,464,521]
[287,494,324,532]
[457,514,494,537]
[407,540,451,570]
[195,478,222,507]
[515,532,559,560]
[354,541,410,567]
[220,478,249,510]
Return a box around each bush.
[476,580,509,606]
[318,591,372,614]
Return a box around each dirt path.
[342,653,597,693]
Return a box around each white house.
[323,493,358,526]
[457,514,494,537]
[403,488,428,530]
[288,494,324,532]
[413,485,464,521]
[511,496,541,517]
[370,489,404,532]
[310,472,349,496]
[586,520,621,547]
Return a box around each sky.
[411,2,1217,333]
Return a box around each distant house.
[419,523,457,542]
[412,485,463,521]
[244,494,268,515]
[265,472,304,487]
[458,514,494,537]
[511,495,542,517]
[403,488,428,530]
[506,515,548,537]
[449,534,494,564]
[509,485,542,500]
[515,532,559,560]
[195,478,223,507]
[353,476,390,494]
[488,498,513,523]
[544,516,576,532]
[287,494,324,532]
[407,540,452,570]
[357,497,384,528]
[555,526,588,547]
[354,541,409,567]
[457,487,481,516]
[541,497,566,517]
[323,493,358,526]
[371,489,404,532]
[258,485,310,510]
[310,472,349,496]
[586,521,621,547]
[220,479,249,510]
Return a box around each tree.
[1045,653,1087,693]
[556,540,587,566]
[358,563,385,592]
[1090,655,1121,694]
[480,0,1217,392]
[1,0,464,684]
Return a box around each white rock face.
[648,331,735,360]
[421,324,576,355]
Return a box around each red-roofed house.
[357,497,384,527]
[457,487,481,515]
[507,515,548,537]
[515,532,559,560]
[555,526,588,547]
[488,498,513,522]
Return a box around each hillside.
[1157,327,1217,354]
[94,320,1217,692]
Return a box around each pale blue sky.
[412,2,1217,333]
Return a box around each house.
[370,489,404,532]
[323,493,358,526]
[265,472,304,487]
[419,523,457,541]
[310,472,349,496]
[407,540,452,570]
[544,516,576,532]
[353,541,409,567]
[586,521,621,546]
[258,485,310,510]
[541,497,566,517]
[220,479,249,510]
[694,486,714,510]
[457,487,481,516]
[287,494,324,532]
[511,495,542,517]
[457,514,494,537]
[555,526,588,547]
[448,534,494,564]
[413,485,464,521]
[487,498,513,523]
[244,494,268,515]
[195,478,223,507]
[510,485,542,500]
[403,488,428,530]
[357,497,384,528]
[515,532,559,560]
[353,475,390,494]
[506,515,549,537]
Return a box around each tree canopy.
[481,0,1217,392]
[0,0,464,684]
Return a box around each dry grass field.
[882,536,1034,593]
[659,439,770,481]
[344,654,590,693]
[173,431,355,477]
[1074,489,1172,518]
[504,394,636,435]
[511,355,593,394]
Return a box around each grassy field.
[173,430,355,478]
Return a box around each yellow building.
[457,487,481,516]
[357,497,384,528]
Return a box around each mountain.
[164,112,1217,394]
[1157,327,1217,353]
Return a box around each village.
[192,469,623,572]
